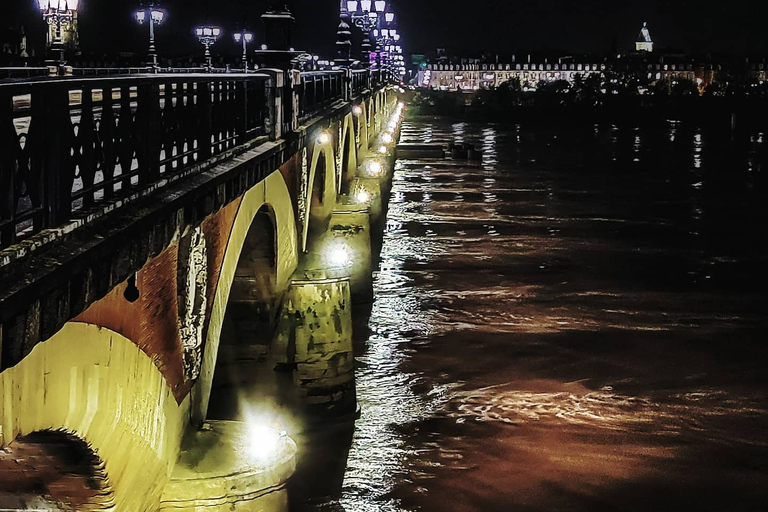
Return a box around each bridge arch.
[193,170,299,424]
[303,138,338,246]
[356,101,371,156]
[0,322,186,512]
[339,114,358,195]
[367,97,376,135]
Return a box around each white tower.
[636,22,653,52]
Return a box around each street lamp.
[195,25,222,70]
[233,30,254,72]
[37,0,79,70]
[135,2,165,70]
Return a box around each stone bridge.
[0,65,404,510]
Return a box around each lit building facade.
[416,22,712,92]
[636,22,653,52]
[418,61,605,91]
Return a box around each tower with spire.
[636,22,653,52]
[336,1,353,67]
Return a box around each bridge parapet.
[0,68,383,256]
[0,73,270,251]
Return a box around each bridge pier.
[159,420,297,512]
[272,277,356,418]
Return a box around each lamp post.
[233,30,254,72]
[345,0,382,65]
[37,0,79,71]
[195,25,222,70]
[135,2,165,71]
[345,0,403,80]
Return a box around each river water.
[307,117,768,512]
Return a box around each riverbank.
[407,89,768,129]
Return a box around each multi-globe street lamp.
[345,0,385,65]
[344,0,404,80]
[195,25,222,70]
[233,30,254,72]
[37,0,79,69]
[135,1,165,70]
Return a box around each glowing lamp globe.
[317,132,331,145]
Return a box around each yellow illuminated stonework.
[0,322,188,512]
[192,169,299,425]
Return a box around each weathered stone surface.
[159,420,296,512]
[0,323,188,512]
[273,277,355,417]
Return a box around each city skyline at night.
[4,1,768,62]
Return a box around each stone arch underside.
[208,203,285,421]
[193,169,299,425]
[0,323,187,512]
[302,140,338,249]
[0,430,112,510]
[340,114,357,195]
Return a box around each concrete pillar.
[272,277,356,418]
[328,207,373,302]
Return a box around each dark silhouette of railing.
[0,68,51,80]
[0,67,386,250]
[298,71,345,121]
[0,74,269,248]
[351,68,383,97]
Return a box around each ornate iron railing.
[351,69,371,96]
[0,68,388,250]
[0,68,51,80]
[298,71,345,120]
[0,74,270,248]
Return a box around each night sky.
[7,0,768,59]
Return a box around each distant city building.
[636,22,653,53]
[418,59,605,91]
[414,22,727,92]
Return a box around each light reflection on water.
[326,119,768,512]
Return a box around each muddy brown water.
[291,117,768,512]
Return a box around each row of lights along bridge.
[35,0,405,79]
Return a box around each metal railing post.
[40,85,72,228]
[289,70,300,134]
[197,80,213,161]
[238,79,248,145]
[137,82,161,183]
